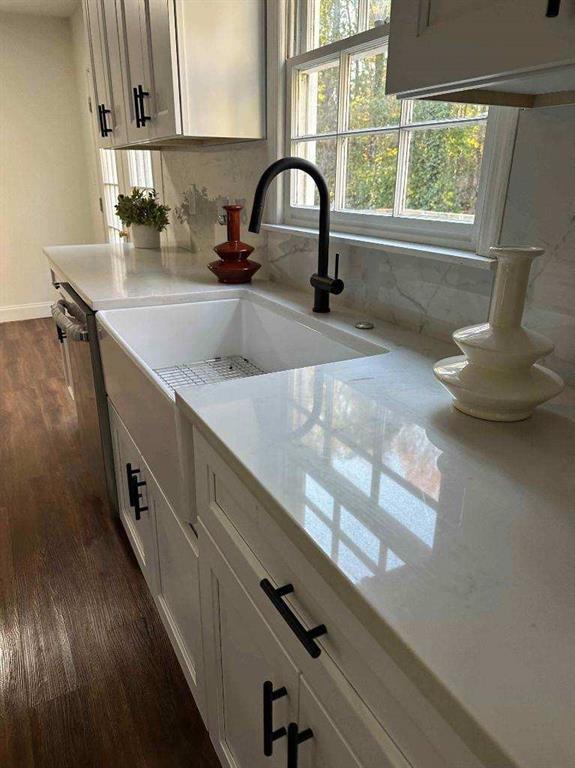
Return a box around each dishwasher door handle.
[51,300,89,342]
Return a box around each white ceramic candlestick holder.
[434,246,564,422]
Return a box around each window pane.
[348,47,400,131]
[103,185,122,231]
[368,0,392,26]
[402,123,486,222]
[99,148,118,185]
[344,132,398,213]
[311,0,359,47]
[292,139,337,207]
[127,149,154,189]
[410,101,488,124]
[295,60,339,136]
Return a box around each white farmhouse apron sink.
[97,293,387,518]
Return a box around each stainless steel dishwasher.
[51,281,117,514]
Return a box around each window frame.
[281,17,518,255]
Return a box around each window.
[97,149,155,244]
[285,0,514,252]
[98,149,123,244]
[126,149,154,191]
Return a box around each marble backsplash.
[160,140,270,264]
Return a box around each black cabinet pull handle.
[546,0,560,16]
[100,104,112,136]
[125,463,148,521]
[133,86,142,127]
[263,681,287,756]
[97,104,105,137]
[135,84,151,126]
[287,722,313,768]
[260,579,327,658]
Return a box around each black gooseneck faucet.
[248,157,344,313]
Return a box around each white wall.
[0,11,96,322]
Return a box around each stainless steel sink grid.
[154,356,266,391]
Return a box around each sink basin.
[97,293,387,517]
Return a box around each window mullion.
[335,49,350,211]
[358,0,369,32]
[393,101,413,218]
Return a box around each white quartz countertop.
[177,318,575,768]
[44,242,264,309]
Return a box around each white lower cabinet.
[108,406,483,768]
[198,501,410,768]
[109,403,205,719]
[200,520,299,768]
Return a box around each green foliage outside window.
[295,0,488,222]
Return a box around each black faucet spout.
[248,157,342,313]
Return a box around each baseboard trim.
[0,302,52,323]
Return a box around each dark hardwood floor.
[0,318,220,768]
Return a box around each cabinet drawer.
[194,429,484,768]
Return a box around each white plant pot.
[434,246,564,421]
[131,224,161,249]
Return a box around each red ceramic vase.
[208,204,261,284]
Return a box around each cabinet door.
[293,679,361,768]
[143,0,179,139]
[295,678,409,768]
[387,0,575,97]
[154,485,205,717]
[200,520,299,768]
[110,406,158,593]
[117,0,153,142]
[85,0,113,148]
[97,0,128,146]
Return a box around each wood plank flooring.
[0,318,220,768]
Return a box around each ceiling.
[0,0,79,17]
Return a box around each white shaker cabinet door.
[295,678,410,768]
[97,0,129,146]
[109,405,158,594]
[85,0,113,148]
[144,0,179,139]
[200,520,299,768]
[154,484,205,718]
[117,0,153,143]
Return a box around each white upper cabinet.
[85,0,265,147]
[386,0,575,107]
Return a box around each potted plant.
[115,188,170,249]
